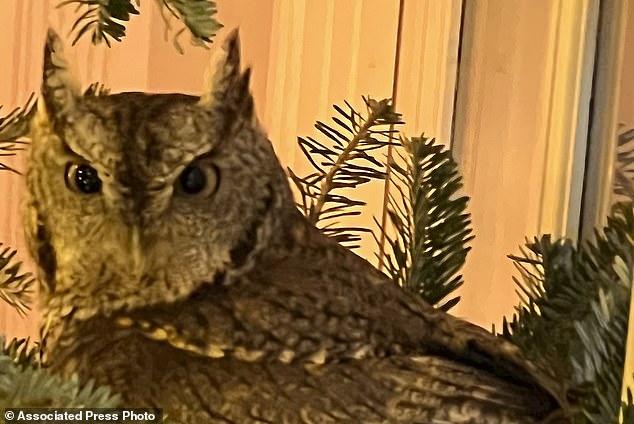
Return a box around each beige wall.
[451,0,557,325]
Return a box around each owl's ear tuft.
[199,29,254,120]
[41,29,80,121]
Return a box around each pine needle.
[58,0,221,51]
[503,202,634,422]
[0,94,36,174]
[58,0,141,46]
[290,97,401,248]
[0,335,121,407]
[377,135,473,311]
[0,243,35,316]
[155,0,222,53]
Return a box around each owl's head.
[26,30,297,319]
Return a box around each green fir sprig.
[503,202,634,423]
[59,0,141,46]
[0,244,35,317]
[377,136,473,311]
[289,97,401,249]
[155,0,223,53]
[0,94,36,174]
[58,0,221,51]
[615,127,634,202]
[0,336,121,411]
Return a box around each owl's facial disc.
[41,129,233,316]
[28,29,299,320]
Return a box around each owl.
[23,29,571,423]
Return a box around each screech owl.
[23,29,571,423]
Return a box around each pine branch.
[308,99,398,222]
[503,202,634,423]
[58,0,222,51]
[377,135,473,311]
[290,97,402,248]
[615,127,634,203]
[155,0,223,53]
[1,337,41,369]
[1,337,188,422]
[0,337,121,408]
[0,243,34,317]
[58,0,141,47]
[0,94,36,174]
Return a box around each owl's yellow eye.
[65,163,102,194]
[176,163,219,196]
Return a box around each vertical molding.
[451,0,596,327]
[572,0,632,402]
[378,0,462,267]
[344,1,363,102]
[581,0,628,240]
[263,0,399,170]
[315,0,335,119]
[450,0,486,192]
[596,0,634,409]
[625,204,634,405]
[538,0,600,239]
[396,0,462,143]
[264,0,306,165]
[623,0,634,409]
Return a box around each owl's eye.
[176,163,219,196]
[65,163,102,194]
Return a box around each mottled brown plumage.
[24,29,570,423]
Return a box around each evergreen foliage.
[377,135,473,311]
[0,337,121,410]
[615,127,634,196]
[0,94,36,174]
[292,100,472,310]
[58,0,222,51]
[0,338,187,422]
[59,0,140,46]
[0,244,34,317]
[156,0,223,53]
[502,203,634,423]
[289,97,401,249]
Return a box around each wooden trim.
[568,0,632,404]
[626,250,634,412]
[538,0,600,239]
[395,0,462,144]
[595,0,634,409]
[377,0,462,268]
[580,0,628,240]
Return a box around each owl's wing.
[157,354,557,424]
[110,220,568,414]
[57,315,557,424]
[114,266,568,417]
